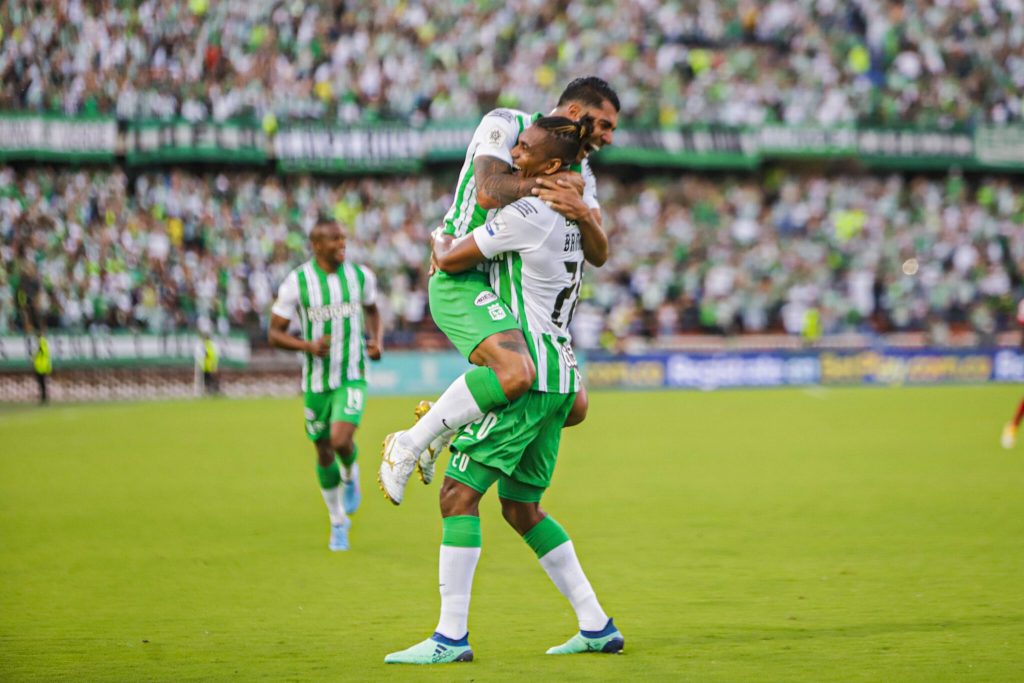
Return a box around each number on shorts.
[346,387,363,411]
[461,412,497,440]
[451,452,470,472]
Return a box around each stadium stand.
[2,0,1022,126]
[3,166,1022,348]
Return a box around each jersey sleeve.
[581,158,600,211]
[271,271,299,320]
[359,266,378,306]
[473,199,553,258]
[470,109,523,166]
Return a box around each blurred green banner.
[1,112,1021,172]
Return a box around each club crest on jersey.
[474,291,498,307]
[487,128,506,147]
[487,303,507,321]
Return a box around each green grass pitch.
[2,385,1023,681]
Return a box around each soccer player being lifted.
[379,77,619,503]
[385,116,623,664]
[269,218,383,551]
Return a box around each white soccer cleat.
[1002,423,1017,450]
[413,400,452,485]
[378,431,418,505]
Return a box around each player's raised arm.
[434,196,552,275]
[535,177,608,266]
[579,208,608,267]
[478,157,587,211]
[473,110,583,210]
[475,156,542,211]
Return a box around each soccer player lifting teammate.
[269,218,383,551]
[384,116,623,664]
[379,77,620,504]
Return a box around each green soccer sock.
[318,459,346,525]
[463,366,509,412]
[523,515,571,558]
[317,459,342,490]
[442,515,482,548]
[402,369,507,454]
[338,443,357,469]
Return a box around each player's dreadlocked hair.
[557,76,621,112]
[534,114,595,167]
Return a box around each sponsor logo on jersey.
[508,199,538,218]
[488,109,517,123]
[304,408,316,420]
[307,302,359,322]
[487,303,507,321]
[487,128,506,147]
[485,216,505,236]
[475,291,498,306]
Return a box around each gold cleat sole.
[413,401,434,484]
[413,400,433,420]
[378,433,401,505]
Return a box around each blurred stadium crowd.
[2,0,1023,127]
[3,166,1022,349]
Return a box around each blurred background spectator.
[2,166,1021,349]
[2,1,1023,353]
[2,0,1022,127]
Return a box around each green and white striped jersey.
[472,197,585,394]
[272,260,378,393]
[441,108,600,239]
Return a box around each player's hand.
[536,170,584,197]
[308,335,331,357]
[534,177,589,222]
[367,340,382,360]
[430,228,453,275]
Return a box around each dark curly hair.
[533,114,596,166]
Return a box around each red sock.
[1014,399,1024,428]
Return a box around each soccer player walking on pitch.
[1002,398,1024,449]
[1003,298,1024,449]
[379,77,620,504]
[384,117,623,664]
[269,218,383,551]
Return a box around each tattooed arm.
[474,156,541,210]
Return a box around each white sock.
[341,461,359,483]
[435,545,481,640]
[538,541,609,632]
[320,486,347,526]
[401,374,484,453]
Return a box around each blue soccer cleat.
[546,618,624,654]
[384,632,474,664]
[343,463,361,515]
[328,518,351,552]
